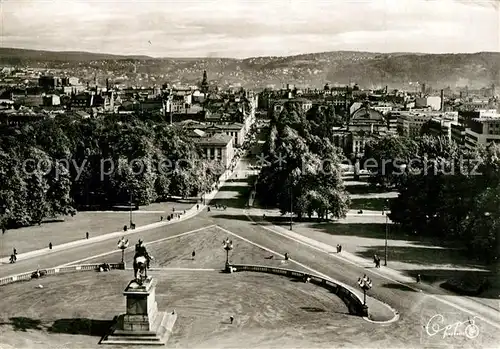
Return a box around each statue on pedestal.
[133,239,153,284]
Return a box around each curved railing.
[230,264,368,317]
[0,263,124,286]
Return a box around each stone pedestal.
[101,277,177,346]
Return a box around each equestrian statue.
[133,239,153,284]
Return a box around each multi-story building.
[348,106,389,156]
[39,75,61,91]
[427,118,459,140]
[42,94,61,107]
[185,121,246,147]
[331,104,388,157]
[464,116,500,149]
[395,111,434,137]
[191,132,235,170]
[415,96,442,111]
[451,123,466,146]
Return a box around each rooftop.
[195,133,233,146]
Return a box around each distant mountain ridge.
[1,48,499,89]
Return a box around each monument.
[101,240,177,346]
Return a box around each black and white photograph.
[0,0,499,348]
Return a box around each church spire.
[201,70,208,93]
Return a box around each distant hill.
[0,48,498,89]
[0,48,152,62]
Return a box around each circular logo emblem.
[465,324,479,339]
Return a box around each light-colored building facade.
[396,111,434,137]
[464,117,500,149]
[415,96,442,111]
[194,133,235,170]
[185,121,246,147]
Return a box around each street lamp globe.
[357,274,373,315]
[223,238,233,270]
[117,237,129,266]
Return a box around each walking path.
[246,208,500,329]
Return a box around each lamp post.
[223,238,233,271]
[289,186,293,231]
[357,274,372,316]
[129,190,133,228]
[383,199,389,266]
[117,237,129,268]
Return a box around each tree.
[363,135,417,188]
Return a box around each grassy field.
[0,201,193,259]
[349,198,394,211]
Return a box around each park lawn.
[0,270,355,349]
[0,200,193,259]
[288,222,488,271]
[349,198,394,211]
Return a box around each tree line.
[257,102,350,220]
[364,135,499,264]
[0,115,224,229]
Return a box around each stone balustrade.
[230,264,368,317]
[0,262,123,287]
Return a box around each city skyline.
[1,0,499,58]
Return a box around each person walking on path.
[86,232,89,239]
[230,316,234,324]
[196,204,199,210]
[192,250,196,260]
[49,242,53,250]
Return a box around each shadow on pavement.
[49,318,114,337]
[356,245,480,269]
[0,317,43,331]
[349,198,395,211]
[400,267,499,300]
[346,185,392,195]
[380,283,418,292]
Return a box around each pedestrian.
[284,252,289,260]
[160,216,163,221]
[13,248,17,256]
[2,227,5,234]
[336,244,340,253]
[86,232,89,239]
[172,207,175,212]
[207,206,211,212]
[197,204,199,210]
[49,242,52,250]
[230,316,234,324]
[192,250,196,260]
[338,244,342,253]
[416,274,421,283]
[373,254,378,268]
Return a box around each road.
[2,131,499,347]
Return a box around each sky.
[1,0,499,58]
